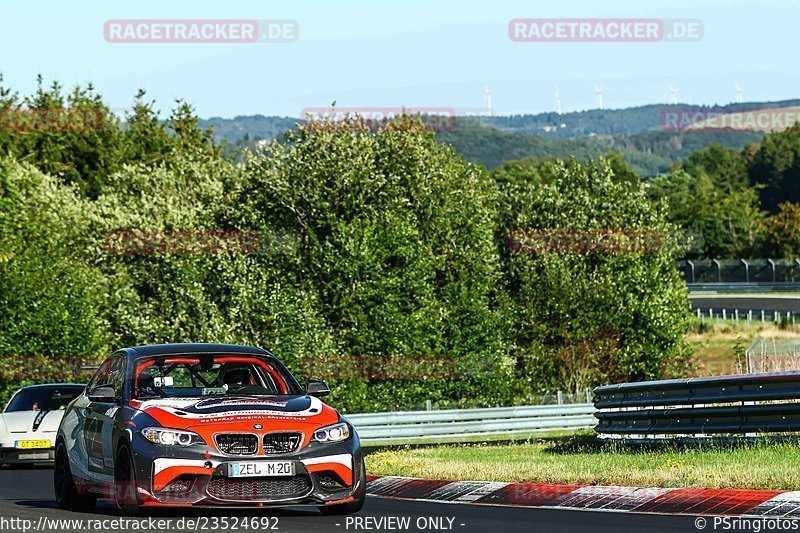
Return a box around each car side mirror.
[88,385,117,403]
[305,380,331,397]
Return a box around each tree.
[748,125,800,212]
[230,117,512,409]
[648,170,764,257]
[759,202,800,257]
[0,158,109,401]
[496,157,691,390]
[684,144,749,191]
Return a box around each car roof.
[117,343,273,361]
[18,383,86,389]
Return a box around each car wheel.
[54,442,96,510]
[318,456,366,515]
[114,445,141,515]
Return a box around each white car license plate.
[18,452,49,460]
[228,461,294,478]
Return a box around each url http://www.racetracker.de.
[0,515,464,532]
[0,515,282,533]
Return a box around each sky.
[1,0,797,118]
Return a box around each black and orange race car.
[53,343,365,515]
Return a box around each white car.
[0,384,85,467]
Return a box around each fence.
[593,371,800,437]
[689,307,799,331]
[677,259,800,285]
[746,339,800,373]
[348,403,597,446]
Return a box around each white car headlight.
[141,427,204,446]
[313,422,350,443]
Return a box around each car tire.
[54,442,97,510]
[318,456,366,515]
[114,444,141,516]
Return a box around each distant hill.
[435,119,763,175]
[199,100,799,175]
[199,115,297,143]
[475,99,800,138]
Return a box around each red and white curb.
[366,475,800,517]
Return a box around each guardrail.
[348,403,597,446]
[594,371,800,436]
[687,282,800,294]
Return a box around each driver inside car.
[219,366,259,393]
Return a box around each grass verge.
[366,434,800,490]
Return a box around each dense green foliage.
[4,78,800,410]
[647,130,800,258]
[0,79,699,409]
[495,158,691,387]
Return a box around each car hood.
[132,395,340,431]
[0,410,63,433]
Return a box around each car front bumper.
[129,433,364,507]
[0,447,55,464]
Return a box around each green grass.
[366,435,800,490]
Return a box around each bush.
[496,157,691,391]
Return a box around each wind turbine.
[555,88,562,115]
[593,85,604,110]
[735,83,744,104]
[484,84,494,117]
[669,84,678,105]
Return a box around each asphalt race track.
[0,467,709,533]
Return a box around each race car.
[53,343,365,515]
[0,384,86,467]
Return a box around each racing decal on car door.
[32,410,49,431]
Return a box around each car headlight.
[141,427,204,446]
[313,422,350,443]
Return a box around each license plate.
[18,452,49,460]
[15,439,50,450]
[228,461,294,478]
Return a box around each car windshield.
[133,354,302,399]
[5,386,84,412]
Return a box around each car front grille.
[214,433,258,455]
[207,476,311,501]
[262,432,302,454]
